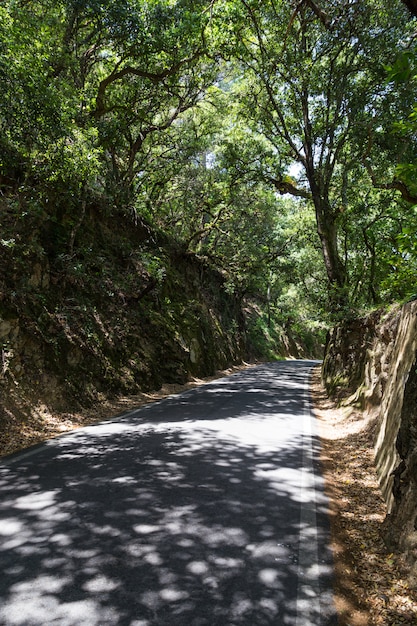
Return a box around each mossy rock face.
[322,310,383,399]
[0,202,245,409]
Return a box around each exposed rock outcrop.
[323,301,417,578]
[0,200,246,418]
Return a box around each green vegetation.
[1,0,417,404]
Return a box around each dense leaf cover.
[0,0,416,327]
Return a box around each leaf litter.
[311,365,417,625]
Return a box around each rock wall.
[323,301,417,575]
[370,304,417,509]
[0,200,246,417]
[322,309,383,399]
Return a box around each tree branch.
[124,91,201,183]
[305,0,331,28]
[92,51,201,118]
[286,0,331,40]
[185,203,230,249]
[265,175,311,199]
[364,160,417,204]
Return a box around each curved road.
[0,360,336,625]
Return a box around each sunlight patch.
[159,587,188,602]
[48,533,72,547]
[0,518,24,536]
[186,560,209,575]
[133,524,160,535]
[83,574,119,593]
[112,476,136,484]
[258,567,280,586]
[1,596,119,626]
[14,490,58,511]
[11,574,68,595]
[143,551,163,566]
[211,556,243,569]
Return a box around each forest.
[1,0,417,411]
[3,3,417,620]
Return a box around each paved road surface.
[0,360,336,625]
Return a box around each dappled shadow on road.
[0,361,335,625]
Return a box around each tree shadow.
[0,361,336,625]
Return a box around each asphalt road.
[0,360,337,626]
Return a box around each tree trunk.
[299,71,347,313]
[310,184,348,312]
[401,0,417,18]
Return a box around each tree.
[0,2,70,162]
[1,0,415,324]
[129,78,328,342]
[60,0,217,204]
[210,0,412,312]
[1,0,217,198]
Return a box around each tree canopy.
[1,0,416,326]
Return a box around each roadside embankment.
[322,301,417,583]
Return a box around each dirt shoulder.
[311,365,417,625]
[1,362,417,624]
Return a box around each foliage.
[1,0,417,369]
[209,0,414,313]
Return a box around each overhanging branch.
[93,51,202,118]
[286,0,331,37]
[265,175,311,199]
[364,160,417,204]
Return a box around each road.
[0,360,336,625]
